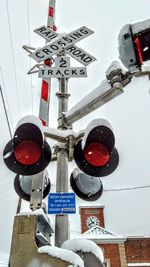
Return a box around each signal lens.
[14,140,41,165]
[134,37,143,65]
[84,142,110,167]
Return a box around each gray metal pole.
[55,77,70,247]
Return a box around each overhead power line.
[0,84,12,138]
[0,67,14,137]
[5,0,21,118]
[50,183,150,191]
[104,184,150,191]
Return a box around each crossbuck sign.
[39,56,87,78]
[30,26,96,66]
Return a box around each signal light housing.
[3,116,51,176]
[14,173,51,201]
[118,18,150,71]
[74,119,119,177]
[70,168,103,201]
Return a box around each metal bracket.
[28,57,55,74]
[62,112,72,130]
[22,45,36,54]
[106,60,150,86]
[68,135,75,161]
[36,214,54,246]
[30,172,45,211]
[28,63,45,74]
[44,125,85,162]
[106,60,131,87]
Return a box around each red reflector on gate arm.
[14,140,41,165]
[44,59,52,66]
[41,80,49,101]
[41,120,46,126]
[53,25,57,32]
[49,7,54,17]
[84,142,110,167]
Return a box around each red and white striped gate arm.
[39,0,56,126]
[48,0,56,31]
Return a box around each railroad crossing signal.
[3,31,123,213]
[73,119,119,177]
[3,116,51,176]
[118,18,150,71]
[3,4,150,265]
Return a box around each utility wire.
[5,0,21,118]
[104,184,150,191]
[0,69,17,216]
[50,182,150,191]
[0,85,12,139]
[1,0,23,218]
[0,74,22,215]
[0,67,14,137]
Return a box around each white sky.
[0,0,150,254]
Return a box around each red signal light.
[134,37,143,65]
[14,140,41,165]
[84,142,110,167]
[3,117,52,175]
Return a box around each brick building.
[79,206,150,267]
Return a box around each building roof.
[81,226,127,244]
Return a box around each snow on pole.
[39,0,56,126]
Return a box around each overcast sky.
[0,0,150,253]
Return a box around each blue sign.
[48,193,76,214]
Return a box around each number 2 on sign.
[55,57,71,69]
[59,58,67,68]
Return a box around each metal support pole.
[57,78,69,129]
[55,77,70,247]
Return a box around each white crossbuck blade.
[31,25,97,66]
